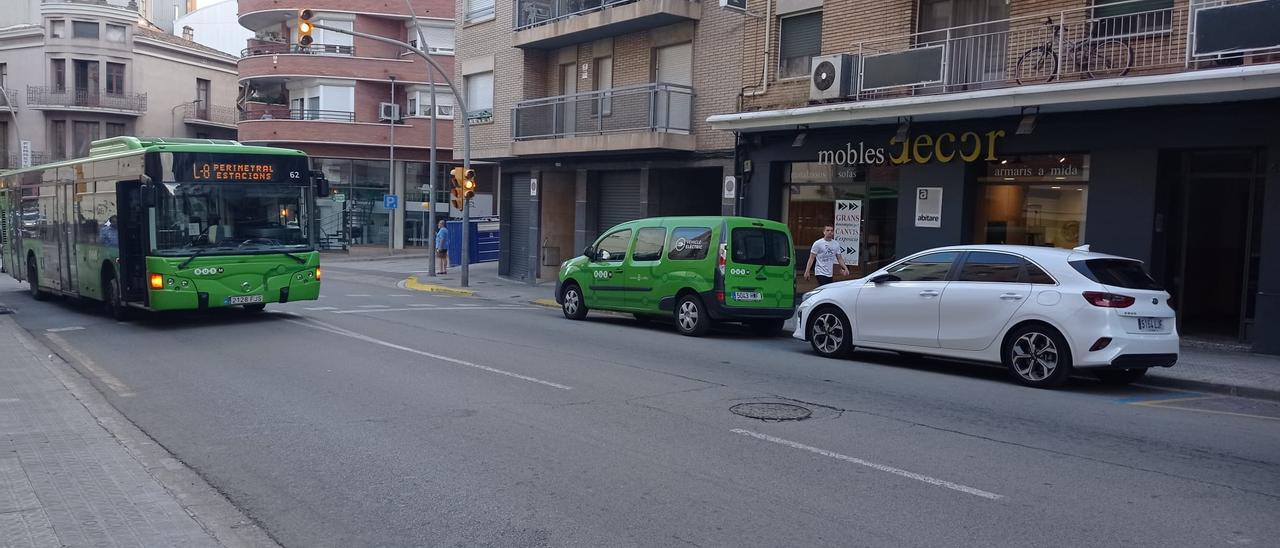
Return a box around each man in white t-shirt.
[803,225,849,286]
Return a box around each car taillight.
[1083,291,1134,308]
[716,290,725,303]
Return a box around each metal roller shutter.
[597,171,643,233]
[508,174,531,280]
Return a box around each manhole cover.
[731,402,812,421]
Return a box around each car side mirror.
[870,273,900,284]
[582,246,595,260]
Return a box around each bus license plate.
[733,291,762,302]
[225,295,264,305]
[1138,317,1163,332]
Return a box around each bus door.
[0,189,10,274]
[57,180,78,293]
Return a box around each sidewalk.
[324,257,1280,401]
[0,313,275,547]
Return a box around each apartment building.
[455,0,748,281]
[236,0,474,250]
[707,0,1280,352]
[0,0,238,171]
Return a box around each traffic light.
[461,168,476,200]
[449,186,464,210]
[297,9,314,47]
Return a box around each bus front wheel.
[105,276,132,321]
[27,258,47,301]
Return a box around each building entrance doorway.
[1156,149,1265,343]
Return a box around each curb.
[530,298,559,309]
[404,276,475,297]
[1137,374,1280,403]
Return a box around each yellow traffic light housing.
[461,168,476,199]
[449,167,466,190]
[297,9,314,47]
[450,186,464,210]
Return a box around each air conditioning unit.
[379,102,400,121]
[718,0,747,13]
[810,54,852,101]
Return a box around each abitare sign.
[915,187,943,228]
[834,199,861,265]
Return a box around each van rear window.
[731,228,790,266]
[1070,259,1162,290]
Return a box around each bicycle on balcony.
[1014,17,1133,85]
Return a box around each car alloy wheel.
[1011,331,1059,383]
[811,312,845,354]
[674,295,711,336]
[677,300,699,331]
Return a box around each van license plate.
[733,291,762,302]
[225,295,264,305]
[1138,317,1163,332]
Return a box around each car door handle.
[919,290,940,297]
[1000,293,1025,301]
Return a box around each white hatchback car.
[794,245,1178,388]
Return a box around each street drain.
[730,403,812,422]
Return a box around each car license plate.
[733,291,762,302]
[225,295,264,305]
[1138,317,1163,332]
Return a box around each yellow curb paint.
[531,299,559,308]
[404,276,475,297]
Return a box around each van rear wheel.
[675,294,712,336]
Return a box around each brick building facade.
[237,0,486,251]
[709,0,1280,353]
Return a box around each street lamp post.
[309,20,473,286]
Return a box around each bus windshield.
[152,182,312,256]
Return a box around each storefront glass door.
[782,162,899,293]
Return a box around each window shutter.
[780,13,822,60]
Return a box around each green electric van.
[555,217,796,336]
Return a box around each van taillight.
[716,291,725,303]
[1083,291,1135,308]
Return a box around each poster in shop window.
[915,187,943,228]
[834,199,861,266]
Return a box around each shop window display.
[974,154,1089,249]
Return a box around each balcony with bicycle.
[824,0,1280,106]
[511,83,695,155]
[26,85,147,115]
[513,0,699,49]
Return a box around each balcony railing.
[513,82,693,140]
[0,89,17,109]
[239,107,356,122]
[26,86,147,113]
[515,0,638,30]
[845,0,1280,101]
[3,151,50,170]
[240,42,355,58]
[184,103,237,126]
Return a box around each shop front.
[736,100,1280,353]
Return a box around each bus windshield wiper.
[177,245,230,270]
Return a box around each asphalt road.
[4,274,1279,547]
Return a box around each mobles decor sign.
[818,130,1006,167]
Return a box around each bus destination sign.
[192,162,276,181]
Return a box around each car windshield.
[1070,258,1162,290]
[731,228,791,266]
[152,182,311,256]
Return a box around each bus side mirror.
[312,170,330,196]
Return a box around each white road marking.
[456,303,480,307]
[730,429,1004,500]
[304,306,338,311]
[388,294,413,297]
[46,326,85,333]
[345,294,372,297]
[282,316,571,390]
[45,333,136,398]
[357,304,391,309]
[331,306,530,314]
[408,303,437,308]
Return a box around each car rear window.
[1070,259,1162,290]
[731,228,790,266]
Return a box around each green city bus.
[0,137,327,318]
